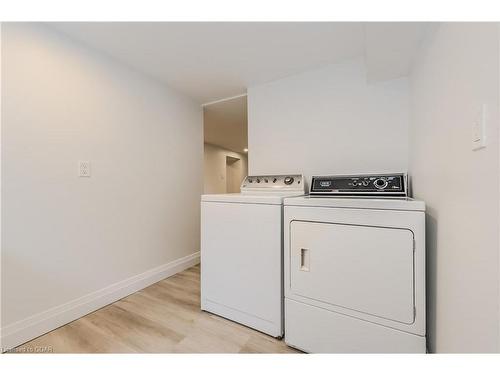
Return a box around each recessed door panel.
[290,221,414,324]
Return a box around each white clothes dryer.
[283,174,426,353]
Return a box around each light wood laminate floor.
[15,265,299,353]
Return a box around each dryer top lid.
[283,196,425,211]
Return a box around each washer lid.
[283,196,425,211]
[202,193,304,205]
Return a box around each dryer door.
[289,221,414,324]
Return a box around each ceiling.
[49,22,430,103]
[203,95,247,153]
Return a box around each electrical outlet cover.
[79,161,91,177]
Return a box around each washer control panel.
[241,174,304,193]
[310,173,407,197]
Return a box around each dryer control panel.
[310,173,407,197]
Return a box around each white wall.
[0,22,3,351]
[247,59,410,183]
[1,23,202,347]
[410,23,499,352]
[204,143,247,194]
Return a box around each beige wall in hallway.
[204,143,248,194]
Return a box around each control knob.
[374,178,388,189]
[284,176,294,185]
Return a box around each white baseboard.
[1,251,200,351]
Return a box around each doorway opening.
[203,95,248,194]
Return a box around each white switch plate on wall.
[472,104,486,150]
[79,161,91,177]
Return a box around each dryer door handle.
[300,248,310,272]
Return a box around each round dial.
[284,176,294,185]
[374,178,388,189]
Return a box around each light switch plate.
[472,105,486,150]
[79,161,91,177]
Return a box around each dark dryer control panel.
[310,173,407,197]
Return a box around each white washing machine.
[283,174,426,353]
[201,174,304,337]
